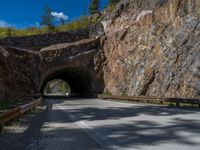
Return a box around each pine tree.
[109,0,120,5]
[89,0,100,15]
[41,6,55,32]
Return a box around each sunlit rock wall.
[102,0,200,97]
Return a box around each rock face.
[101,0,200,97]
[0,0,200,102]
[0,46,40,101]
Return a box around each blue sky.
[0,0,109,29]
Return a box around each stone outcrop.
[0,23,104,51]
[0,46,40,102]
[101,0,200,97]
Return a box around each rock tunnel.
[0,24,106,100]
[40,67,103,96]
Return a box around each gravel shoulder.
[0,105,47,150]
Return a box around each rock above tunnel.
[0,23,104,51]
[39,37,105,94]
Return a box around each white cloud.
[51,11,69,20]
[0,20,12,27]
[35,22,40,27]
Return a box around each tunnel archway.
[40,67,104,97]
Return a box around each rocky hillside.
[101,0,200,97]
[0,0,200,103]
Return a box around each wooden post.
[198,104,200,108]
[0,124,4,134]
[176,102,179,107]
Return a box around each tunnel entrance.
[40,67,104,97]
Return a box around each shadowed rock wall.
[0,23,104,51]
[0,24,105,102]
[0,47,40,102]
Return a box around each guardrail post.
[0,124,4,134]
[176,102,179,107]
[198,104,200,108]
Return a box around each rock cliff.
[0,0,200,103]
[101,0,200,97]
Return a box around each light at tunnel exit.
[43,79,70,96]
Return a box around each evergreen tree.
[89,0,100,15]
[109,0,120,5]
[41,6,55,32]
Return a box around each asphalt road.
[28,98,200,150]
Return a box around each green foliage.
[103,89,112,96]
[0,15,96,38]
[109,0,120,5]
[40,6,55,32]
[107,0,120,12]
[57,16,96,32]
[0,99,10,110]
[89,0,100,15]
[121,92,128,96]
[61,81,70,94]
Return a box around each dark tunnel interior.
[40,67,104,97]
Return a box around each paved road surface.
[28,98,200,150]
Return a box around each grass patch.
[0,16,97,38]
[121,92,128,96]
[106,0,121,12]
[102,89,112,96]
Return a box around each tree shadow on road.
[1,98,200,150]
[42,98,200,149]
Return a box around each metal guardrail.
[0,97,42,133]
[98,95,200,107]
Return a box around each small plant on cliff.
[103,89,112,96]
[40,6,55,32]
[57,15,97,31]
[89,0,101,15]
[0,98,10,110]
[121,92,128,97]
[107,0,121,11]
[109,0,120,5]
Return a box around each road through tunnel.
[40,67,104,97]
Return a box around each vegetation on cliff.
[0,0,120,38]
[0,16,96,38]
